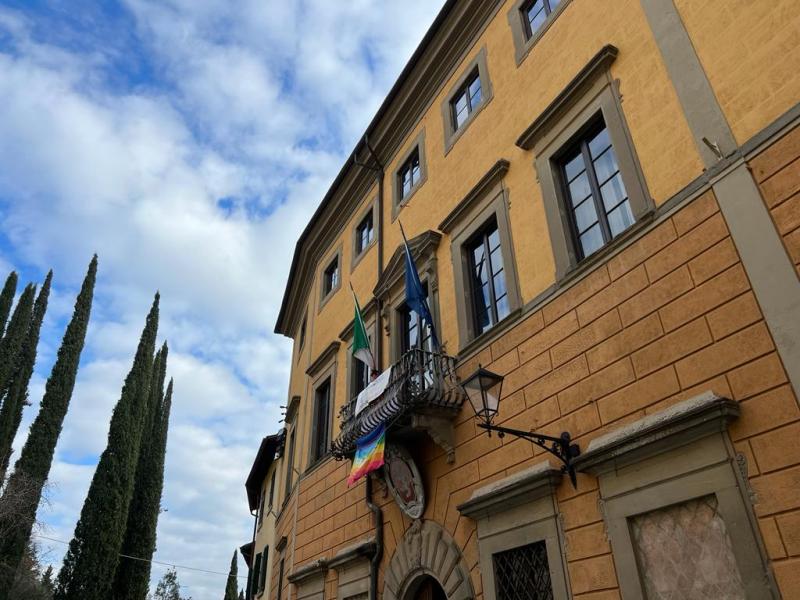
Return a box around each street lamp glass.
[462,367,503,424]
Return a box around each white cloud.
[0,0,444,597]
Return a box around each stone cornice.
[287,559,327,584]
[305,341,341,377]
[275,0,506,337]
[374,230,442,299]
[516,44,619,150]
[574,392,740,475]
[457,460,561,519]
[439,159,510,233]
[327,538,377,570]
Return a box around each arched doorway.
[407,575,447,600]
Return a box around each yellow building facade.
[244,0,800,598]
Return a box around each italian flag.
[352,290,375,373]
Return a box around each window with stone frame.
[451,69,482,131]
[276,557,285,600]
[355,210,374,254]
[465,217,511,336]
[398,148,422,201]
[557,117,634,260]
[322,256,339,297]
[492,541,553,600]
[267,470,276,508]
[258,546,269,594]
[311,378,332,463]
[521,0,562,39]
[283,428,295,503]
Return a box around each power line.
[33,534,248,579]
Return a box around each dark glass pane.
[469,76,482,107]
[592,145,620,184]
[588,126,611,159]
[526,0,547,33]
[580,223,604,257]
[473,245,488,284]
[568,171,591,206]
[493,541,553,600]
[564,152,585,182]
[573,197,598,233]
[600,172,628,212]
[607,200,635,237]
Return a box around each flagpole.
[349,282,378,375]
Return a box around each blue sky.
[0,1,443,597]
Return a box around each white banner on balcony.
[355,367,393,417]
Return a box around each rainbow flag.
[347,424,386,486]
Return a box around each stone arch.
[383,520,475,600]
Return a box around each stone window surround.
[518,45,652,282]
[440,160,522,352]
[391,129,428,221]
[574,392,779,599]
[351,197,378,271]
[507,0,573,66]
[318,244,343,312]
[441,47,494,156]
[308,359,337,470]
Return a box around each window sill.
[511,0,573,67]
[456,307,523,361]
[392,179,427,222]
[443,95,494,157]
[350,239,376,272]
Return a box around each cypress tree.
[0,256,97,600]
[111,343,170,600]
[0,271,52,483]
[223,550,239,600]
[0,284,36,400]
[0,272,18,339]
[55,294,160,600]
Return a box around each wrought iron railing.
[331,348,465,458]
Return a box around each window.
[257,485,266,527]
[283,429,295,503]
[522,0,561,38]
[507,0,570,64]
[441,48,493,154]
[311,379,331,463]
[276,558,285,600]
[441,160,521,350]
[466,219,510,336]
[267,470,276,508]
[258,546,269,594]
[298,315,306,352]
[323,257,339,296]
[251,553,262,599]
[392,130,427,215]
[355,211,374,254]
[559,119,634,259]
[399,283,432,353]
[493,542,553,600]
[521,46,651,280]
[451,69,482,131]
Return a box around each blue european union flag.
[403,236,440,350]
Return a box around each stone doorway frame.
[383,520,475,600]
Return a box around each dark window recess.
[312,379,331,463]
[251,553,262,599]
[283,429,295,502]
[398,149,422,200]
[522,0,561,38]
[355,211,375,254]
[400,284,432,353]
[451,69,482,130]
[268,470,276,508]
[258,547,269,593]
[257,486,266,527]
[493,541,553,600]
[276,558,285,600]
[560,119,633,260]
[466,218,510,336]
[323,257,339,296]
[353,344,371,400]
